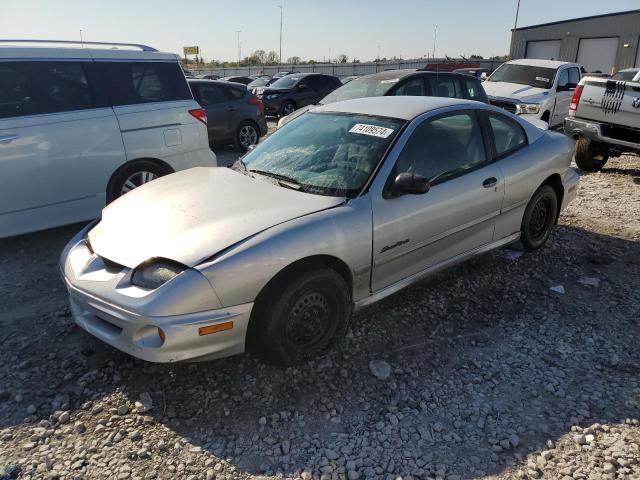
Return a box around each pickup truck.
[564,68,640,172]
[483,59,582,128]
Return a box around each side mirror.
[391,172,430,196]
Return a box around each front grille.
[601,124,640,144]
[490,99,517,114]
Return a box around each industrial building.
[510,9,640,74]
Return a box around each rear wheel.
[520,185,558,251]
[107,160,168,203]
[252,268,351,366]
[234,121,259,152]
[575,138,609,172]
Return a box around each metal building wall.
[510,10,640,71]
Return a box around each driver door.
[371,110,505,292]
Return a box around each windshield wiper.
[248,169,307,191]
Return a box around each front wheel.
[575,138,609,172]
[253,269,351,366]
[520,185,558,251]
[281,101,296,117]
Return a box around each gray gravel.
[0,147,639,480]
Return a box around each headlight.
[516,103,541,115]
[131,259,186,290]
[266,94,280,100]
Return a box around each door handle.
[0,134,18,144]
[482,177,498,188]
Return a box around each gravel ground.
[0,147,639,480]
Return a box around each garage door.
[577,37,619,74]
[526,40,561,60]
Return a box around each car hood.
[88,167,345,269]
[483,81,550,102]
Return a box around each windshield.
[270,75,302,88]
[248,77,271,88]
[612,70,639,81]
[240,112,404,197]
[487,64,557,89]
[321,77,399,104]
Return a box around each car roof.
[313,96,480,121]
[188,79,246,89]
[0,43,178,61]
[507,58,578,69]
[618,68,639,72]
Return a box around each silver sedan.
[60,97,579,365]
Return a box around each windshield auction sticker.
[349,123,394,138]
[535,76,550,83]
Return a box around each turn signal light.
[198,321,233,336]
[569,84,584,112]
[189,108,208,125]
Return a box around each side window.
[391,78,426,96]
[0,61,93,119]
[395,112,487,182]
[228,87,245,99]
[428,77,464,99]
[304,76,322,90]
[197,84,232,106]
[488,113,528,157]
[568,68,581,87]
[557,69,569,87]
[99,62,191,106]
[465,79,483,101]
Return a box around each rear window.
[97,61,191,106]
[0,61,94,119]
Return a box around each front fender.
[196,195,373,307]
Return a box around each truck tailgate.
[577,77,640,128]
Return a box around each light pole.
[511,0,522,59]
[432,25,438,59]
[79,29,84,48]
[235,30,241,66]
[279,4,283,66]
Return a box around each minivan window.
[0,61,93,119]
[97,62,191,106]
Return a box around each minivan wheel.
[254,269,351,366]
[281,101,296,117]
[234,122,259,152]
[107,160,168,203]
[575,138,609,172]
[520,185,558,251]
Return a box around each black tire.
[281,101,296,117]
[575,138,609,172]
[234,121,260,152]
[107,160,168,203]
[520,184,558,251]
[253,268,351,366]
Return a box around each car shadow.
[1,221,639,478]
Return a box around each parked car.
[564,72,640,172]
[452,67,492,80]
[0,40,216,239]
[483,59,582,128]
[188,79,267,151]
[247,76,274,95]
[340,75,360,84]
[61,96,578,365]
[182,69,195,78]
[198,74,220,80]
[277,69,488,128]
[611,68,640,81]
[220,76,253,86]
[259,73,341,116]
[272,71,298,80]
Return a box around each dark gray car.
[188,79,268,151]
[259,73,342,117]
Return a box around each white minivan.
[0,40,216,238]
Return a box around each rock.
[585,434,595,443]
[74,421,86,433]
[117,404,129,416]
[578,277,600,287]
[325,448,339,460]
[347,470,360,480]
[26,404,37,414]
[205,470,215,480]
[550,285,565,294]
[58,411,70,424]
[602,463,616,473]
[134,392,153,413]
[509,434,520,448]
[369,360,392,380]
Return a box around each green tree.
[287,56,301,65]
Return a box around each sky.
[1,0,638,62]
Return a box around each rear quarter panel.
[576,78,640,128]
[494,131,574,239]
